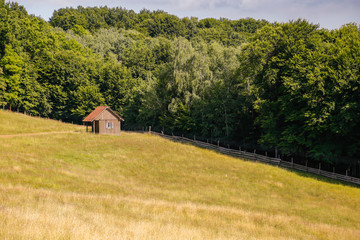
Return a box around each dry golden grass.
[0,112,359,239]
[0,110,84,134]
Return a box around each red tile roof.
[82,106,124,122]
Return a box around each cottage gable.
[94,108,119,121]
[82,106,124,135]
[83,106,123,123]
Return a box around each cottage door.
[95,121,100,133]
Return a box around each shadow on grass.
[190,142,360,188]
[283,168,360,188]
[146,132,360,189]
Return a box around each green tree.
[0,45,23,108]
[240,20,360,164]
[98,59,135,114]
[0,0,9,58]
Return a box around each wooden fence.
[149,131,360,186]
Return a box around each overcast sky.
[11,0,360,29]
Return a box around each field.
[0,110,83,134]
[0,110,359,239]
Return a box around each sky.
[10,0,360,29]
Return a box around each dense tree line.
[242,21,360,165]
[1,2,360,173]
[0,2,135,123]
[50,6,268,46]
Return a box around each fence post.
[275,147,278,158]
[265,152,268,162]
[217,140,219,147]
[278,155,281,166]
[346,169,348,176]
[253,149,256,161]
[239,146,241,151]
[194,135,196,141]
[306,160,308,171]
[149,126,151,133]
[227,144,230,149]
[318,162,321,174]
[291,157,294,168]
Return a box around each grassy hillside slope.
[0,111,359,239]
[0,110,84,134]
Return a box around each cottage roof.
[82,106,124,122]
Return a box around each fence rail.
[148,131,360,186]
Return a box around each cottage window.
[106,122,114,129]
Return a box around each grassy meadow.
[0,110,359,239]
[0,110,83,134]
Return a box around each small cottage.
[82,106,124,135]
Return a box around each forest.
[0,1,359,173]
